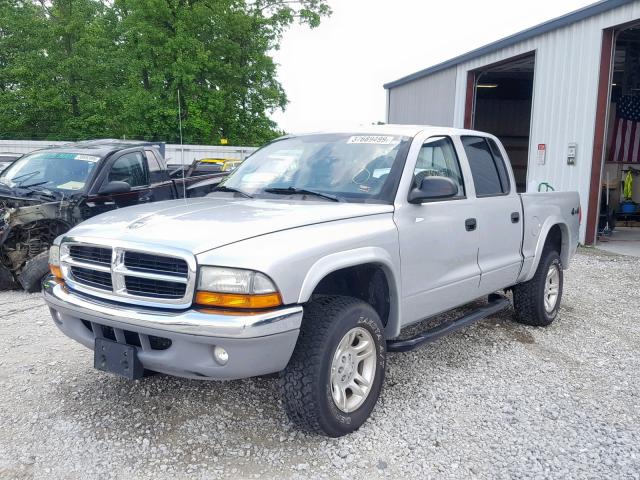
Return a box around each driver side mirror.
[99,180,131,195]
[408,176,458,204]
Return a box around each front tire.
[18,250,50,293]
[280,296,386,437]
[513,249,563,326]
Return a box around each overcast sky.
[270,0,595,133]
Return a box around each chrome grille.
[60,240,195,308]
[69,245,112,266]
[124,251,188,277]
[124,276,186,299]
[70,266,113,290]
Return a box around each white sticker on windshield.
[347,135,395,145]
[74,154,100,162]
[57,181,85,190]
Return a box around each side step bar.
[387,294,511,353]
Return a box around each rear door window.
[145,150,167,183]
[461,136,509,197]
[486,138,510,193]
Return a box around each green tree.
[0,0,118,139]
[0,0,330,145]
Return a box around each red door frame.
[464,71,475,129]
[585,28,615,245]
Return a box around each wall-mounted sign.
[537,144,546,165]
[567,143,577,165]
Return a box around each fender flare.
[297,246,402,336]
[521,217,571,282]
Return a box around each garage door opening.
[471,54,536,193]
[595,23,640,253]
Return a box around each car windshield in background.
[218,134,411,203]
[0,152,100,192]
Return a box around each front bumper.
[43,277,303,380]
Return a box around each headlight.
[196,267,281,309]
[49,244,62,279]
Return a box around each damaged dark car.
[0,140,225,292]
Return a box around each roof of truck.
[28,139,162,158]
[291,124,492,138]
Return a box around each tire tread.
[280,295,376,435]
[512,248,561,326]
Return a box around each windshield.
[0,151,100,192]
[219,133,411,203]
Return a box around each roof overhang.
[384,0,636,90]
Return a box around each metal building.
[384,0,640,245]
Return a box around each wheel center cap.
[337,352,356,384]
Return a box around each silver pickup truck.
[44,126,580,437]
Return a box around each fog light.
[213,346,229,365]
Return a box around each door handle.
[511,212,520,223]
[465,218,477,231]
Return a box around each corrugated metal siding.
[388,67,457,126]
[453,1,640,242]
[389,1,640,242]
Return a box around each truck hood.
[68,197,394,254]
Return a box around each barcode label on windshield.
[74,154,100,162]
[347,135,394,145]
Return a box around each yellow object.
[221,160,241,172]
[49,265,63,279]
[195,291,282,309]
[199,158,242,171]
[199,158,226,164]
[220,138,229,145]
[623,171,633,200]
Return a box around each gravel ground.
[1,247,639,479]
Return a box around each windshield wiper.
[19,181,49,189]
[18,182,58,200]
[264,186,341,202]
[213,185,253,198]
[12,170,41,185]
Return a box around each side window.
[108,152,148,188]
[414,136,465,197]
[461,136,508,197]
[145,150,166,183]
[486,138,510,193]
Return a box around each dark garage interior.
[473,54,536,193]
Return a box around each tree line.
[0,0,330,145]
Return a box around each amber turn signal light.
[195,291,282,309]
[49,264,63,280]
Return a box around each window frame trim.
[105,150,150,190]
[406,135,467,204]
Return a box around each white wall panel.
[388,67,457,126]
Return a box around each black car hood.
[0,184,68,207]
[0,193,50,208]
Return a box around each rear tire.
[280,295,386,437]
[0,264,18,290]
[18,250,50,293]
[513,249,563,326]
